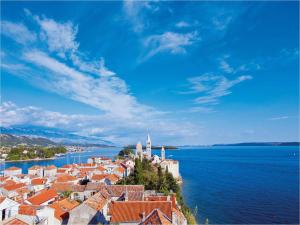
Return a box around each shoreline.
[3,157,56,163]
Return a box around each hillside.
[0,134,56,146]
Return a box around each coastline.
[3,157,56,163]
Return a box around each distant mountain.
[0,126,114,146]
[0,134,56,146]
[213,142,300,146]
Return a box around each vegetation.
[118,147,134,158]
[117,158,197,224]
[6,146,67,161]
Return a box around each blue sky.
[1,1,299,145]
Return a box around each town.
[0,135,188,225]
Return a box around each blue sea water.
[2,146,299,224]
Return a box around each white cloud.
[1,20,36,44]
[176,21,190,28]
[0,101,200,145]
[219,59,234,74]
[143,31,199,60]
[184,74,252,105]
[123,0,159,33]
[34,15,79,58]
[269,116,289,121]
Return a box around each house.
[18,204,57,225]
[139,209,172,225]
[0,197,20,222]
[68,189,111,225]
[56,174,78,184]
[25,189,58,206]
[50,198,79,224]
[4,167,22,177]
[28,166,43,177]
[44,165,57,178]
[108,201,173,224]
[0,182,26,198]
[52,183,86,201]
[30,178,48,192]
[113,166,126,178]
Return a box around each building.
[0,197,20,222]
[4,167,22,177]
[44,165,57,178]
[146,134,152,159]
[161,146,165,161]
[160,160,180,179]
[28,166,43,177]
[135,142,143,159]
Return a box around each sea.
[1,146,299,224]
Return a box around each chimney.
[141,212,146,221]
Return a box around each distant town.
[0,134,195,225]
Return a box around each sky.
[0,1,299,145]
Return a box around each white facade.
[4,167,22,177]
[135,142,143,159]
[160,160,180,179]
[161,146,165,161]
[146,134,151,159]
[0,197,19,222]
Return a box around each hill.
[0,134,56,146]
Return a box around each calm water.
[2,146,299,224]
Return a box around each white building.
[0,197,19,222]
[161,146,165,161]
[146,134,151,159]
[160,160,180,179]
[4,167,22,177]
[135,142,143,160]
[43,165,57,178]
[28,166,44,177]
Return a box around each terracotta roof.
[57,168,67,173]
[28,166,42,170]
[145,196,169,201]
[2,182,25,191]
[50,198,79,221]
[26,189,57,205]
[4,218,29,225]
[0,196,5,204]
[56,174,77,183]
[91,174,107,181]
[115,166,125,174]
[52,183,85,192]
[106,174,120,183]
[45,165,57,170]
[109,201,172,223]
[5,166,21,171]
[18,204,37,216]
[0,176,9,182]
[96,166,105,171]
[85,189,110,211]
[140,208,172,225]
[31,178,47,185]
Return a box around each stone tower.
[161,145,165,161]
[146,134,151,159]
[135,142,143,160]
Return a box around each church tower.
[161,146,165,161]
[135,142,143,160]
[146,134,151,159]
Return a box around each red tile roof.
[91,174,107,181]
[4,218,29,225]
[45,165,57,170]
[26,189,57,205]
[56,174,77,183]
[31,178,47,185]
[109,201,172,223]
[5,166,21,171]
[140,209,172,225]
[18,204,37,216]
[2,182,25,191]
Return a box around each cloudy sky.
[1,1,299,145]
